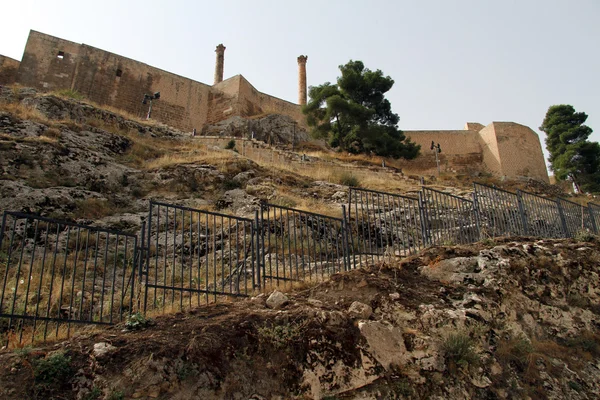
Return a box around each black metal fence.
[420,187,479,245]
[474,183,526,237]
[1,182,599,345]
[0,212,138,345]
[348,187,425,266]
[258,203,349,285]
[143,201,256,314]
[590,203,600,233]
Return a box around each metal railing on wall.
[1,181,599,346]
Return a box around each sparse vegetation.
[574,230,596,242]
[337,171,360,187]
[257,322,304,350]
[441,331,479,372]
[33,351,72,392]
[54,89,84,100]
[107,390,124,400]
[125,312,153,330]
[225,139,236,150]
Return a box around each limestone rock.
[266,290,289,309]
[358,321,409,370]
[93,342,116,358]
[347,301,373,319]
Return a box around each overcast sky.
[1,0,599,164]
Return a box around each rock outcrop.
[1,238,600,399]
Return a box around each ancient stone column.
[214,44,226,85]
[297,55,308,105]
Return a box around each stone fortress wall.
[404,122,549,182]
[0,30,549,182]
[0,55,20,85]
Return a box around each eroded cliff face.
[1,237,599,400]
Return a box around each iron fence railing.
[0,211,138,344]
[473,183,527,237]
[590,203,600,234]
[1,181,598,346]
[348,187,425,267]
[557,197,596,238]
[258,202,349,285]
[143,201,256,314]
[420,187,479,245]
[517,190,565,238]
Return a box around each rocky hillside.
[0,237,599,399]
[2,87,598,400]
[0,87,361,233]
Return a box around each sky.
[1,0,599,166]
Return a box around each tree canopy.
[539,104,600,193]
[302,60,420,159]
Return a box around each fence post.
[556,199,569,238]
[472,189,482,242]
[341,205,351,271]
[254,210,261,290]
[0,212,7,255]
[589,204,598,234]
[137,220,146,315]
[516,190,529,236]
[418,191,429,246]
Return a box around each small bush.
[125,312,153,330]
[496,335,533,371]
[574,230,596,242]
[221,178,241,191]
[225,139,236,150]
[257,322,303,350]
[34,351,72,391]
[441,331,479,371]
[83,387,102,400]
[338,172,360,187]
[107,390,124,400]
[73,198,118,220]
[55,89,84,100]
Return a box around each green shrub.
[34,351,72,391]
[107,390,124,400]
[441,332,479,370]
[225,139,236,150]
[338,172,360,187]
[257,323,303,350]
[125,312,153,330]
[221,178,241,191]
[574,230,596,242]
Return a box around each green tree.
[303,60,420,159]
[540,104,600,193]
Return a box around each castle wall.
[402,130,485,174]
[0,55,20,85]
[16,30,212,131]
[237,76,306,128]
[477,124,503,176]
[486,122,549,183]
[208,75,241,123]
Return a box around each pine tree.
[540,105,600,193]
[303,61,419,159]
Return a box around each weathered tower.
[214,44,226,85]
[297,55,308,105]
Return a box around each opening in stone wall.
[116,69,123,77]
[57,51,64,59]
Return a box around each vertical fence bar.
[556,199,569,238]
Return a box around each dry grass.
[0,101,49,123]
